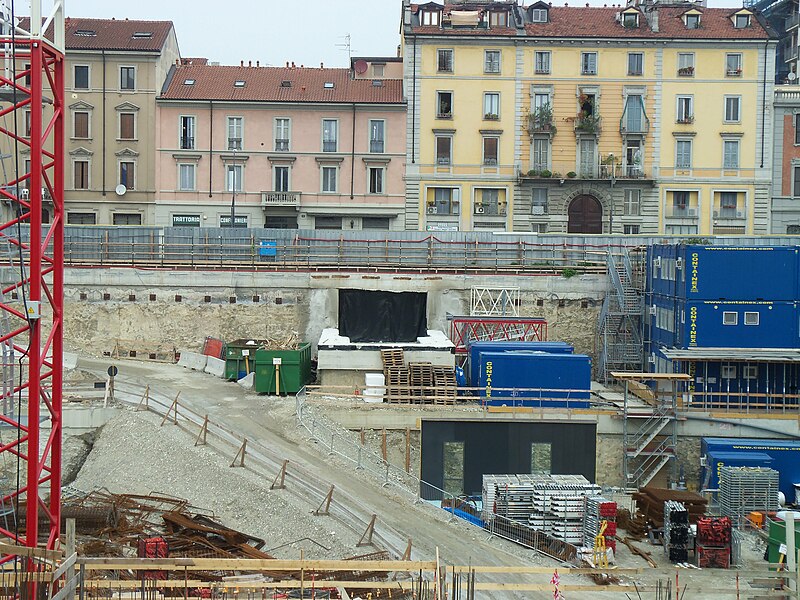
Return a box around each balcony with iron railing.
[227,138,243,151]
[473,202,507,217]
[261,191,301,207]
[369,140,385,153]
[322,140,337,152]
[519,157,649,181]
[179,136,195,150]
[666,203,700,219]
[274,139,289,151]
[574,114,602,135]
[619,119,649,136]
[713,206,746,220]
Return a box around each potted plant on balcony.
[677,66,694,76]
[528,103,557,136]
[676,115,694,124]
[484,112,499,120]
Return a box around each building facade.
[58,17,180,226]
[402,0,777,234]
[771,85,800,232]
[155,59,406,230]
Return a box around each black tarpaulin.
[338,290,428,342]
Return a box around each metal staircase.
[617,374,682,491]
[597,248,644,382]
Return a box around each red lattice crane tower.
[0,1,65,553]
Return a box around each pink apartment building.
[155,57,406,229]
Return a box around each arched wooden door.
[567,195,602,233]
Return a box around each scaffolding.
[612,372,690,490]
[597,248,645,382]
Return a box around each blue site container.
[648,294,679,348]
[467,341,573,386]
[648,244,679,298]
[701,438,800,498]
[648,245,799,301]
[674,300,798,348]
[475,351,591,408]
[700,451,774,491]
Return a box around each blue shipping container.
[468,341,573,386]
[648,245,799,301]
[675,300,798,349]
[476,351,591,408]
[700,451,774,491]
[701,437,800,498]
[647,294,679,348]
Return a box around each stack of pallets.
[433,366,457,405]
[381,349,409,404]
[409,362,435,403]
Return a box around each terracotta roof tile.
[160,65,404,104]
[410,4,771,40]
[58,17,174,51]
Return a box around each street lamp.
[230,148,237,229]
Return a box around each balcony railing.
[520,159,647,180]
[261,191,301,207]
[474,203,507,216]
[726,68,742,77]
[322,140,337,152]
[667,205,698,218]
[179,136,195,150]
[677,66,695,77]
[620,120,649,135]
[227,138,242,151]
[714,208,745,219]
[370,140,385,153]
[274,139,289,151]
[786,12,800,30]
[574,114,602,134]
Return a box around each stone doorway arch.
[567,194,602,233]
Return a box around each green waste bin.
[766,518,800,566]
[224,339,265,381]
[254,343,312,394]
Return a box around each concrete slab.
[179,351,208,371]
[63,352,78,371]
[204,356,225,378]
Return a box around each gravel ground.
[72,409,362,559]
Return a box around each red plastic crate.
[603,522,617,536]
[697,545,730,569]
[598,502,617,517]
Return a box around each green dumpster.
[766,517,800,566]
[253,343,312,394]
[224,339,264,381]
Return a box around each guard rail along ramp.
[101,380,407,558]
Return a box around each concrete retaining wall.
[63,268,608,366]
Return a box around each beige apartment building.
[60,17,180,225]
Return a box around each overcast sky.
[64,0,739,68]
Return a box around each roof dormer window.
[420,9,441,26]
[623,13,639,28]
[685,13,701,29]
[132,31,153,39]
[74,29,96,37]
[530,8,548,23]
[489,10,508,28]
[323,81,335,89]
[234,80,246,88]
[280,80,292,88]
[183,79,195,85]
[734,14,751,28]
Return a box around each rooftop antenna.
[336,33,357,61]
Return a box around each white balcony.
[261,191,300,207]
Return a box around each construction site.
[0,3,800,600]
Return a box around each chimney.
[320,62,324,68]
[256,60,260,67]
[248,60,252,67]
[291,61,295,68]
[240,60,244,67]
[286,61,289,68]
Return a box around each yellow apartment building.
[401,0,777,234]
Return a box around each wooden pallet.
[433,367,458,406]
[380,348,405,370]
[385,366,411,404]
[409,362,435,403]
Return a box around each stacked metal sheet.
[664,500,690,564]
[481,473,600,542]
[719,467,780,528]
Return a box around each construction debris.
[633,488,708,528]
